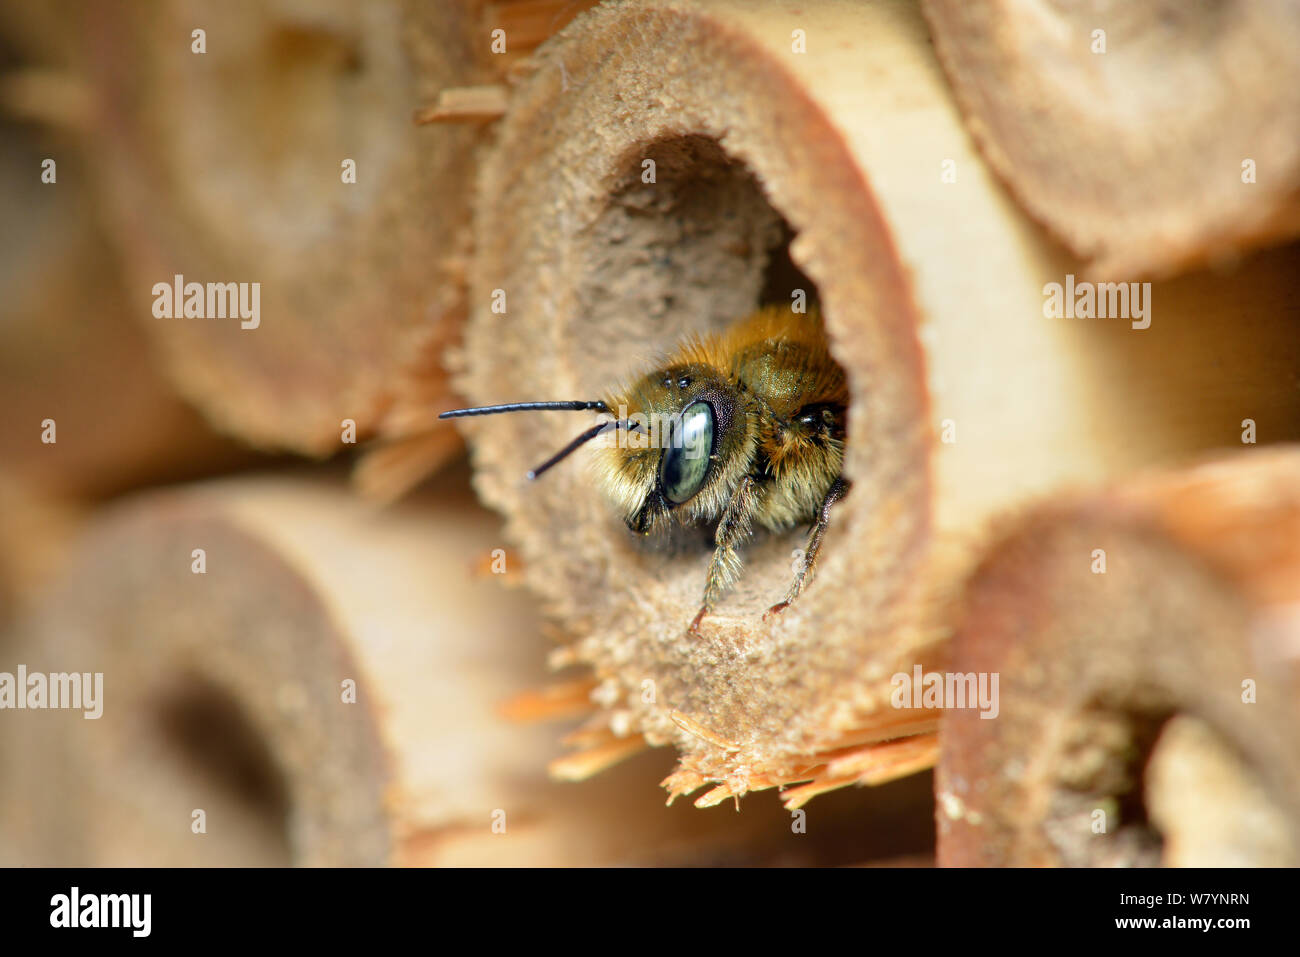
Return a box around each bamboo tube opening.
[152,673,293,864]
[463,1,935,790]
[460,0,1300,797]
[6,494,395,866]
[922,0,1300,275]
[564,133,840,618]
[936,450,1300,866]
[1029,701,1294,867]
[1035,703,1170,868]
[87,0,484,454]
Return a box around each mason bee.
[441,306,849,635]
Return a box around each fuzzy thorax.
[588,306,847,537]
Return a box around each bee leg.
[690,475,759,637]
[765,476,848,622]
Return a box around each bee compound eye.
[659,400,714,504]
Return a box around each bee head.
[595,364,752,535]
[437,365,751,535]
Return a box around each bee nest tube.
[0,474,570,865]
[0,472,934,866]
[937,448,1300,866]
[83,0,485,457]
[457,0,1300,802]
[922,0,1300,277]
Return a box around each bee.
[441,306,849,635]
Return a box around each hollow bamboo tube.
[922,0,1300,277]
[936,448,1300,866]
[82,0,485,456]
[0,474,563,864]
[5,475,535,865]
[0,472,936,865]
[455,0,1300,803]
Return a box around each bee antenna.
[527,419,642,480]
[439,400,610,419]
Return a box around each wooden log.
[936,448,1300,866]
[454,0,1300,805]
[922,0,1300,277]
[82,0,486,456]
[0,471,937,865]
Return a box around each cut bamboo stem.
[0,473,931,865]
[936,448,1300,866]
[4,475,549,865]
[455,0,1300,802]
[82,1,486,455]
[922,0,1300,277]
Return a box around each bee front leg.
[690,475,759,637]
[764,476,848,622]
